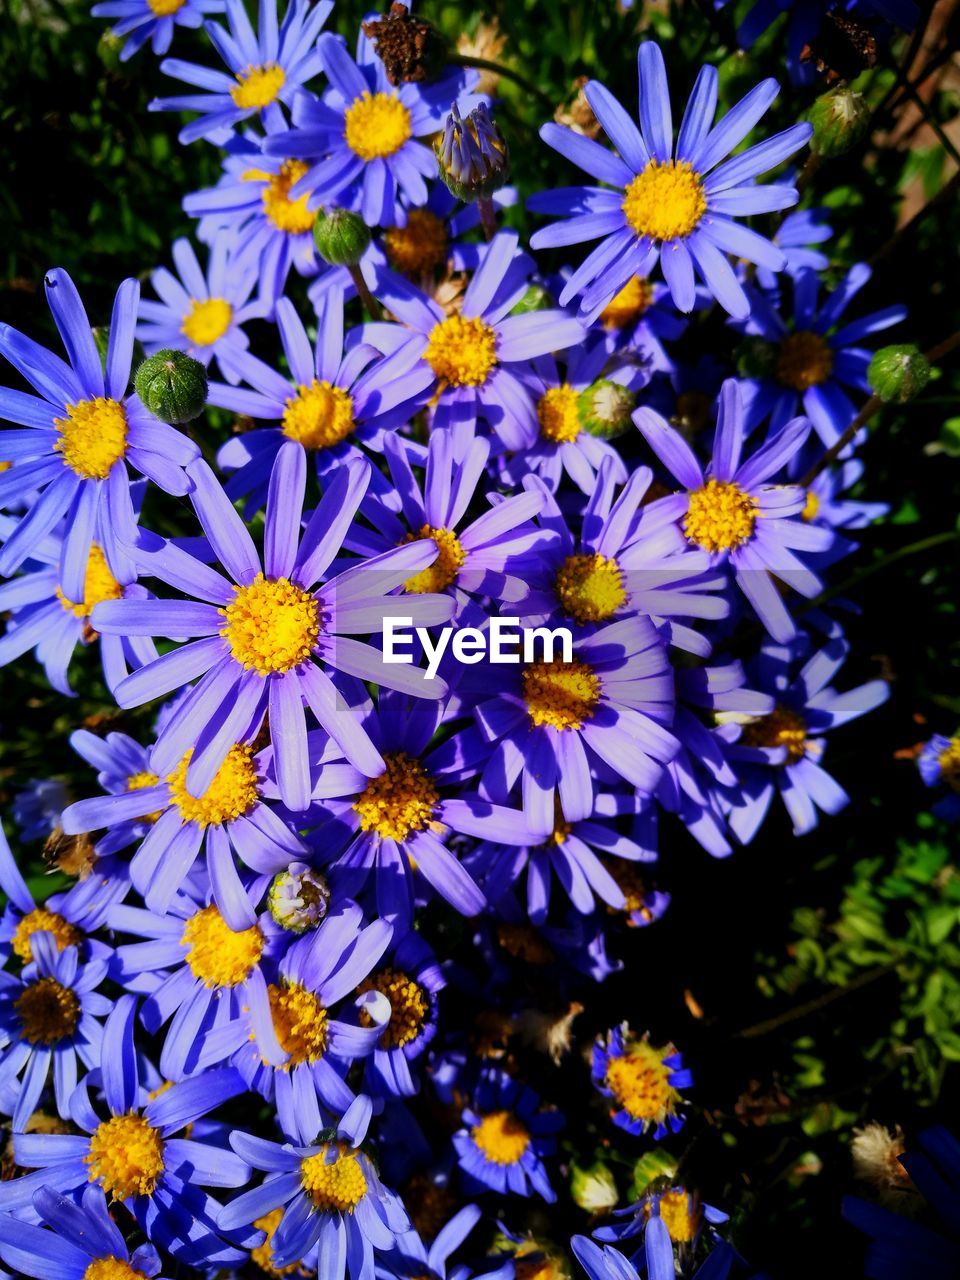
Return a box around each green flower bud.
[510,284,554,316]
[313,209,372,267]
[570,1161,618,1213]
[867,344,930,403]
[808,89,871,159]
[97,28,125,74]
[134,350,208,424]
[436,104,509,202]
[578,379,636,439]
[735,336,779,381]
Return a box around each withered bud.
[361,3,448,86]
[800,12,878,86]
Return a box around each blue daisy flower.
[92,0,224,63]
[261,29,475,227]
[917,734,960,822]
[0,995,252,1270]
[11,778,70,844]
[592,1024,693,1138]
[0,1185,168,1280]
[150,0,334,145]
[219,1096,410,1277]
[0,269,198,588]
[0,931,110,1130]
[453,1067,561,1202]
[529,42,811,321]
[385,1203,513,1280]
[137,232,269,378]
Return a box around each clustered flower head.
[0,0,937,1277]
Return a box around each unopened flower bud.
[511,283,553,316]
[97,28,124,74]
[313,208,372,267]
[268,863,331,933]
[436,103,509,202]
[361,3,448,85]
[134,350,208,424]
[808,89,871,157]
[579,379,635,439]
[571,1161,618,1213]
[868,344,930,403]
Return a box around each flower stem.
[349,266,381,321]
[451,54,554,108]
[477,196,496,241]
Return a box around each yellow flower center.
[84,1259,149,1280]
[684,479,758,552]
[85,1113,165,1200]
[181,905,264,988]
[247,161,317,235]
[220,574,321,675]
[146,0,185,14]
[523,659,601,731]
[424,315,497,388]
[358,967,428,1049]
[55,398,128,480]
[537,384,581,443]
[384,209,449,277]
[470,1110,530,1165]
[267,980,329,1065]
[281,380,355,451]
[300,1143,368,1212]
[801,489,820,522]
[608,862,656,925]
[11,909,82,964]
[344,90,412,161]
[56,543,123,619]
[938,738,960,792]
[353,752,439,842]
[181,297,233,347]
[166,745,259,827]
[621,160,706,241]
[600,275,655,328]
[776,331,834,392]
[652,1189,701,1243]
[402,524,465,593]
[15,977,80,1044]
[251,1208,299,1276]
[554,552,625,624]
[740,705,808,763]
[605,1042,678,1121]
[231,63,286,111]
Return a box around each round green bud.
[570,1161,618,1213]
[867,344,931,403]
[134,350,208,424]
[97,28,125,74]
[808,89,871,159]
[578,379,636,440]
[313,208,372,267]
[510,284,554,316]
[735,336,779,381]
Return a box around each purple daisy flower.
[452,1067,561,1202]
[634,378,836,642]
[0,996,251,1269]
[0,932,110,1130]
[348,428,551,613]
[211,289,422,511]
[261,29,475,226]
[723,633,889,839]
[591,1024,693,1138]
[589,272,686,373]
[356,930,444,1099]
[0,510,157,696]
[305,688,500,930]
[150,0,334,145]
[137,232,268,378]
[92,0,224,61]
[91,442,455,812]
[219,1096,410,1276]
[360,232,585,452]
[473,614,678,838]
[0,269,198,587]
[0,1185,168,1280]
[61,720,308,927]
[386,1203,514,1280]
[758,204,832,289]
[529,42,811,321]
[917,733,960,823]
[738,264,907,449]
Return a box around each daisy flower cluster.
[0,0,944,1278]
